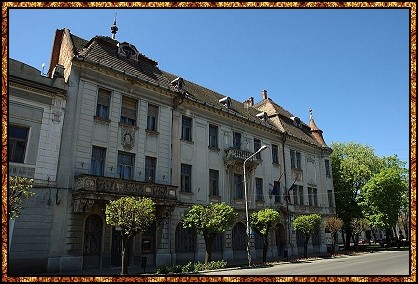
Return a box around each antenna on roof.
[111,12,118,40]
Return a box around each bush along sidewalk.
[156,260,227,274]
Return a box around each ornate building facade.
[8,24,335,274]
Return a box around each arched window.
[175,222,196,252]
[232,222,246,250]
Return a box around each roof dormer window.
[118,42,139,60]
[291,116,302,128]
[219,96,231,108]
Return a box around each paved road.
[200,250,410,276]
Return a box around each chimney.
[52,64,64,79]
[249,97,254,106]
[262,90,268,100]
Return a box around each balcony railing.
[224,147,263,170]
[74,174,177,200]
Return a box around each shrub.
[156,260,227,274]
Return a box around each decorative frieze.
[74,174,177,200]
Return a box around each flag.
[271,181,279,195]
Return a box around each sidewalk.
[36,253,345,277]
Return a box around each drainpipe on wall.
[281,131,291,259]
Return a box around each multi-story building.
[8,23,335,274]
[8,58,68,274]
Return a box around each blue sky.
[7,7,411,166]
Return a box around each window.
[90,146,106,176]
[181,164,192,192]
[209,169,219,196]
[9,125,29,163]
[325,159,331,177]
[145,156,156,182]
[117,151,134,180]
[96,88,111,119]
[232,223,246,250]
[308,187,318,206]
[147,104,158,131]
[298,185,304,205]
[255,177,263,201]
[292,185,303,205]
[273,181,281,203]
[175,222,196,252]
[181,116,192,141]
[209,124,218,148]
[272,144,279,164]
[254,138,261,159]
[213,233,224,252]
[120,96,137,126]
[233,131,241,149]
[234,173,243,199]
[255,231,263,249]
[328,190,334,207]
[290,150,301,169]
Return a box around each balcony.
[9,162,36,179]
[73,174,177,201]
[224,147,262,170]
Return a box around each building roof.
[66,30,330,150]
[68,31,174,90]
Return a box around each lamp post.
[243,144,267,267]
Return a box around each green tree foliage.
[250,208,281,263]
[182,202,237,264]
[360,166,408,238]
[330,141,381,249]
[325,216,344,256]
[8,176,34,220]
[292,214,321,258]
[105,196,156,275]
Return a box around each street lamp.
[243,144,267,267]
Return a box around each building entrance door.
[83,214,103,269]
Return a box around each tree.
[105,196,156,275]
[330,142,381,250]
[8,176,34,220]
[249,208,281,263]
[350,218,369,251]
[325,216,344,256]
[8,176,34,248]
[360,165,408,242]
[292,214,321,258]
[182,202,237,265]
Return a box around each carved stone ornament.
[121,128,135,149]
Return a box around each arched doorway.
[276,223,286,257]
[83,214,103,269]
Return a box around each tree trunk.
[331,232,337,256]
[262,235,268,263]
[345,229,352,251]
[121,234,129,275]
[204,234,214,265]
